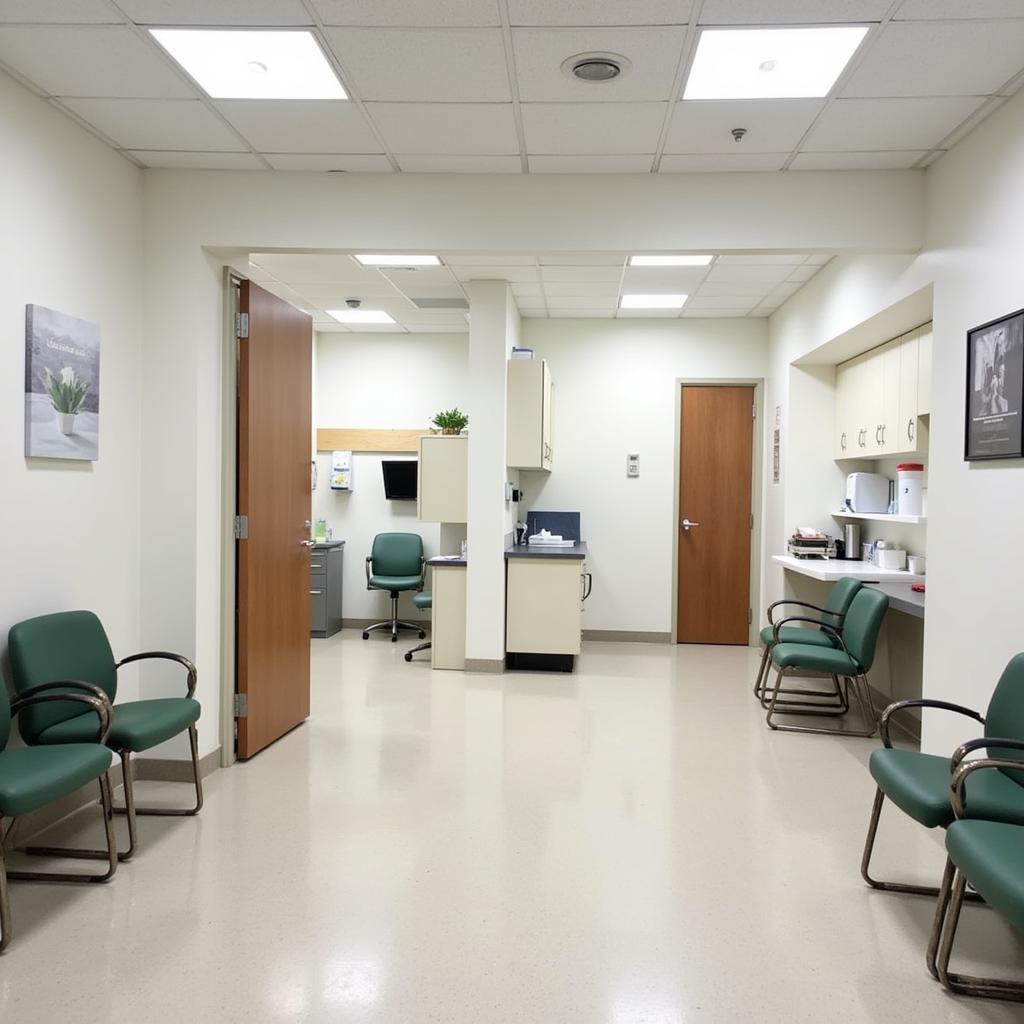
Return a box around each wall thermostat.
[626,453,640,478]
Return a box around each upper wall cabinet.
[507,359,553,470]
[834,323,932,460]
[418,434,467,523]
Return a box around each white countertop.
[864,582,925,618]
[772,554,925,584]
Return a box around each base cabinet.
[310,542,344,638]
[506,557,584,663]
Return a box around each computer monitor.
[381,460,417,500]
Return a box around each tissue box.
[877,548,907,571]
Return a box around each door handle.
[300,539,316,547]
[680,519,701,531]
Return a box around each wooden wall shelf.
[316,428,424,453]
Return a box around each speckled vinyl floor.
[2,633,1022,1022]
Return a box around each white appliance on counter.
[846,472,890,514]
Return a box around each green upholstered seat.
[759,624,835,648]
[0,744,112,818]
[369,574,423,591]
[37,698,201,753]
[413,591,432,610]
[871,749,1024,829]
[771,644,859,675]
[367,533,424,591]
[946,820,1024,935]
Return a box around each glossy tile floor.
[3,634,1023,1022]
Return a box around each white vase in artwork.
[57,412,76,435]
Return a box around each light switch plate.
[627,453,640,478]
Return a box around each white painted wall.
[0,72,143,730]
[312,331,468,620]
[765,87,1024,757]
[520,318,768,634]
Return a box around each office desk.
[426,556,466,670]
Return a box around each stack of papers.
[528,530,575,547]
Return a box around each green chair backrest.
[370,533,424,578]
[0,689,10,753]
[841,588,889,672]
[825,577,863,622]
[984,653,1024,788]
[7,611,117,743]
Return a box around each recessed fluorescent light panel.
[629,255,713,267]
[149,30,346,99]
[683,26,868,100]
[354,255,441,267]
[327,309,396,324]
[620,294,688,309]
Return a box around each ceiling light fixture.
[149,29,346,99]
[620,294,688,310]
[683,26,868,100]
[562,51,631,84]
[353,254,441,267]
[629,255,713,267]
[327,309,396,324]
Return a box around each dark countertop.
[312,540,345,549]
[505,542,587,560]
[427,555,467,567]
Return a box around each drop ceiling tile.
[443,252,536,266]
[804,255,833,266]
[399,322,469,332]
[509,0,692,25]
[803,97,984,152]
[717,254,808,265]
[686,296,756,309]
[263,153,393,171]
[695,282,772,298]
[513,27,685,103]
[765,281,804,301]
[326,28,510,102]
[621,269,707,292]
[528,154,654,172]
[617,308,683,318]
[699,0,891,23]
[538,252,626,265]
[522,102,666,154]
[541,266,622,282]
[789,150,928,170]
[396,154,522,172]
[214,100,381,153]
[250,253,374,283]
[367,102,518,154]
[664,100,823,154]
[659,153,787,171]
[509,283,545,298]
[395,307,469,321]
[117,0,313,24]
[295,283,406,303]
[380,268,463,290]
[452,265,540,282]
[750,303,780,316]
[0,27,194,98]
[128,150,264,169]
[545,296,616,309]
[550,309,615,317]
[706,264,794,284]
[786,266,820,283]
[312,1,500,27]
[843,22,1024,99]
[61,97,244,149]
[0,1,121,23]
[895,0,1024,19]
[681,309,750,318]
[542,282,620,297]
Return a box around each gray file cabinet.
[310,541,344,638]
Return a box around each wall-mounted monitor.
[381,459,417,500]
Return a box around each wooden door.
[236,280,312,758]
[677,385,754,645]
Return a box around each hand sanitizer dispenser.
[330,450,353,491]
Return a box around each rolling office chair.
[405,592,432,662]
[364,532,427,643]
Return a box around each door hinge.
[234,514,249,539]
[235,311,249,338]
[750,512,754,530]
[752,402,757,419]
[748,608,753,625]
[233,693,249,718]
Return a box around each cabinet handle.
[907,418,915,442]
[309,589,323,595]
[858,429,866,448]
[875,424,882,445]
[581,573,593,601]
[310,563,323,569]
[840,431,847,451]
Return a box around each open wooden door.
[236,279,312,758]
[677,385,754,645]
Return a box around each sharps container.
[897,463,925,517]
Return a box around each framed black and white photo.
[24,304,100,461]
[965,308,1024,461]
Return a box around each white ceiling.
[247,250,833,331]
[0,1,1022,172]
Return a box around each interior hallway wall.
[0,71,144,732]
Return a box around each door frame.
[671,378,764,646]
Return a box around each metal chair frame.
[764,617,878,736]
[363,555,427,643]
[1,686,118,953]
[927,740,1024,1001]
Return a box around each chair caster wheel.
[391,635,397,643]
[362,632,369,640]
[419,631,426,640]
[404,652,413,662]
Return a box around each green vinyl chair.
[765,586,889,736]
[363,533,426,643]
[929,744,1024,1001]
[404,591,432,662]
[861,654,1024,911]
[754,577,863,708]
[1,682,117,953]
[8,611,202,861]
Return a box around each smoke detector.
[345,297,362,308]
[561,52,631,84]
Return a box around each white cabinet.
[507,359,553,470]
[418,434,467,523]
[505,557,583,656]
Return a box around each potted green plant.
[431,408,469,435]
[42,365,89,435]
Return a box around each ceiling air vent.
[562,52,631,84]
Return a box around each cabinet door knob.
[908,418,915,442]
[840,432,847,450]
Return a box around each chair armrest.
[14,680,109,705]
[10,690,112,743]
[766,599,841,626]
[950,741,1024,818]
[951,735,1024,770]
[418,556,426,591]
[879,699,984,750]
[116,651,197,698]
[365,555,372,589]
[771,615,842,646]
